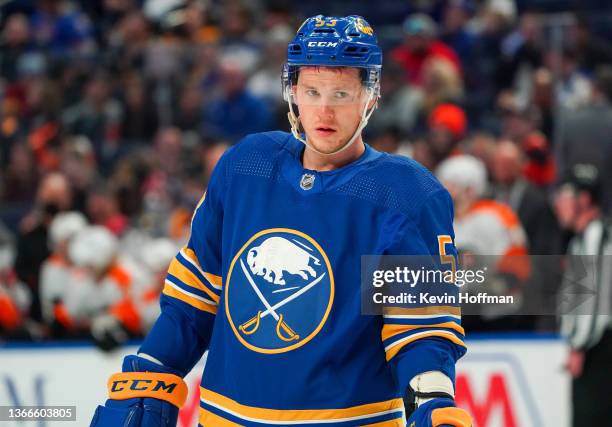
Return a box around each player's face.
[294,67,369,154]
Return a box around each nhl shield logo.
[300,173,315,190]
[225,228,334,354]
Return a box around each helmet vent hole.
[289,45,302,56]
[342,45,369,58]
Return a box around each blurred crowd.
[0,0,611,362]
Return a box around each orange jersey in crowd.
[454,199,531,281]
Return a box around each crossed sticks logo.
[225,228,335,354]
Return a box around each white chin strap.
[287,89,378,156]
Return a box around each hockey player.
[91,16,472,427]
[40,211,88,328]
[436,155,531,328]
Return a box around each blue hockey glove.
[90,355,188,427]
[407,397,472,427]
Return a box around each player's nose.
[315,102,335,118]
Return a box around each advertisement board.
[0,335,569,427]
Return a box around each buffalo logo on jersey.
[225,228,334,354]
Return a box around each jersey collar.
[279,134,382,194]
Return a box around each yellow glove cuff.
[107,372,188,408]
[432,407,472,427]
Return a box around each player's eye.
[334,91,350,99]
[305,89,319,97]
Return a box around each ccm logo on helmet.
[110,379,178,393]
[307,41,338,48]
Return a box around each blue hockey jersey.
[139,131,466,426]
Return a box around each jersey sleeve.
[138,149,231,377]
[381,188,467,392]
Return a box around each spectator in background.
[107,10,151,73]
[29,0,96,57]
[1,143,39,205]
[529,67,555,139]
[490,140,561,255]
[138,127,189,238]
[86,183,128,236]
[521,131,556,188]
[81,0,137,44]
[0,88,24,171]
[218,2,261,73]
[203,59,274,143]
[391,13,461,86]
[463,131,497,169]
[120,74,159,144]
[559,165,612,426]
[413,103,467,170]
[181,1,221,44]
[463,0,514,127]
[62,71,123,167]
[555,66,612,212]
[247,24,292,106]
[0,14,33,83]
[59,136,98,213]
[498,93,538,143]
[440,0,476,70]
[153,126,185,177]
[550,48,592,110]
[174,82,203,134]
[420,56,464,115]
[498,12,543,92]
[22,73,62,126]
[368,59,423,137]
[14,172,72,322]
[189,42,222,100]
[568,14,612,74]
[490,140,562,331]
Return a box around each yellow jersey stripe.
[182,247,223,289]
[200,387,404,423]
[383,313,461,320]
[199,408,242,426]
[381,322,465,342]
[162,282,217,315]
[383,306,461,316]
[199,408,405,427]
[385,330,466,361]
[168,258,220,303]
[362,419,406,427]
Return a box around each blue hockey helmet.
[283,15,382,100]
[283,15,382,154]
